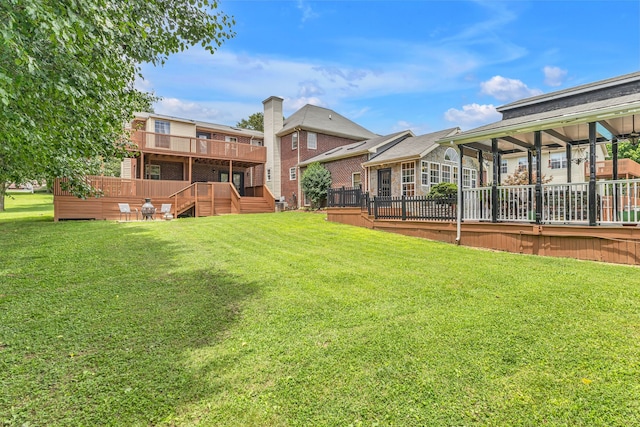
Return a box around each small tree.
[428,182,457,198]
[236,112,264,132]
[300,162,332,209]
[503,167,552,185]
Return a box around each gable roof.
[363,128,460,167]
[298,130,413,167]
[278,104,377,140]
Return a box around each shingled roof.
[364,128,460,167]
[278,104,377,140]
[299,130,413,167]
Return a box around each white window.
[444,147,459,163]
[266,168,272,182]
[145,164,161,180]
[154,120,170,134]
[550,152,567,169]
[517,157,528,171]
[292,132,298,150]
[401,162,415,197]
[429,162,440,185]
[471,169,477,188]
[225,136,238,143]
[352,172,361,188]
[154,120,170,148]
[441,164,451,183]
[452,166,459,185]
[307,132,317,150]
[289,167,297,180]
[500,159,508,174]
[463,168,471,188]
[421,161,429,186]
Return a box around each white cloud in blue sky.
[543,66,568,87]
[141,0,640,135]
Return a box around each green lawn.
[1,194,640,426]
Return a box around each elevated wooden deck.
[131,130,266,166]
[53,177,275,221]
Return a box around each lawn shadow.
[1,220,259,425]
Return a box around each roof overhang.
[436,97,640,153]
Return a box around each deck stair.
[240,196,274,214]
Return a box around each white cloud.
[444,103,501,129]
[389,120,428,135]
[155,97,258,125]
[480,76,543,102]
[543,66,568,87]
[297,0,318,23]
[285,96,326,111]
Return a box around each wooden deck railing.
[54,176,190,198]
[131,130,266,164]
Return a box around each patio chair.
[118,203,138,221]
[159,203,173,219]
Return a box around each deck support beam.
[535,131,542,225]
[588,122,597,226]
[491,138,499,223]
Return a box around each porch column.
[535,130,542,225]
[612,138,619,221]
[188,157,193,183]
[527,150,533,184]
[140,152,144,179]
[612,138,619,180]
[477,150,484,187]
[458,144,464,221]
[565,143,572,183]
[491,138,499,223]
[588,122,597,226]
[229,160,233,182]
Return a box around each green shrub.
[301,162,332,209]
[428,182,457,198]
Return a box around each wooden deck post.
[491,138,499,223]
[588,122,597,226]
[535,131,542,225]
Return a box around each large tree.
[236,112,264,132]
[0,0,235,211]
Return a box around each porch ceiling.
[438,93,640,154]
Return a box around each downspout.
[454,141,462,244]
[297,128,301,208]
[249,136,254,187]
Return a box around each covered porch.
[437,73,640,228]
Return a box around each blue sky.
[139,0,640,135]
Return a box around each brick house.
[362,128,483,198]
[298,130,413,204]
[53,112,273,220]
[263,96,377,207]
